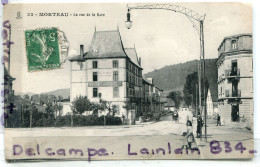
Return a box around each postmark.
[25,27,62,71]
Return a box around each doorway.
[231,105,239,122]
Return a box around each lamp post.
[125,4,207,142]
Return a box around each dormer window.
[231,40,238,50]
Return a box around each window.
[113,71,118,81]
[231,60,238,76]
[93,72,98,81]
[113,87,119,97]
[231,40,237,50]
[113,60,118,68]
[92,61,98,68]
[93,88,98,97]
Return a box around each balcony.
[218,69,240,83]
[225,69,240,79]
[225,89,241,98]
[151,93,160,102]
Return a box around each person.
[196,115,203,138]
[122,114,125,125]
[186,120,194,149]
[172,111,179,123]
[217,114,221,126]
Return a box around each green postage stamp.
[25,28,61,71]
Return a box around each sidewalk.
[192,119,253,146]
[191,118,254,159]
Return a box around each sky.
[5,3,252,94]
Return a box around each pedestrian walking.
[196,115,203,138]
[216,114,221,126]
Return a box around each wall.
[59,102,72,116]
[86,58,126,103]
[207,90,214,117]
[70,61,88,102]
[218,100,231,124]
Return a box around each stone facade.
[69,29,164,124]
[216,34,253,125]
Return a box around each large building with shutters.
[216,34,253,126]
[69,29,164,124]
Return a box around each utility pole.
[195,84,198,116]
[30,103,33,128]
[198,60,202,116]
[200,20,207,142]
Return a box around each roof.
[69,54,86,61]
[124,48,141,68]
[218,33,252,50]
[155,85,163,91]
[142,75,152,85]
[84,30,127,59]
[164,98,175,107]
[4,66,15,81]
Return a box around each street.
[5,114,254,159]
[5,114,187,137]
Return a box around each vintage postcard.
[2,2,254,160]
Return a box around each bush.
[21,112,122,127]
[55,115,71,127]
[105,116,122,125]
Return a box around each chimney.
[80,45,84,58]
[139,57,141,66]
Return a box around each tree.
[53,102,63,118]
[123,101,132,125]
[57,103,63,117]
[46,102,55,119]
[39,94,48,105]
[167,91,182,109]
[23,94,30,100]
[31,94,40,104]
[183,71,209,107]
[71,95,92,115]
[58,95,63,102]
[111,105,118,116]
[48,94,57,103]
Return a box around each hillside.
[16,59,218,99]
[144,59,218,93]
[43,88,70,99]
[16,88,70,99]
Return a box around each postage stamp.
[25,28,61,71]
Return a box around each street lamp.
[125,9,132,29]
[125,4,207,142]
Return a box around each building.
[206,85,218,118]
[216,34,253,125]
[164,98,175,111]
[4,66,16,127]
[141,76,165,117]
[69,29,163,124]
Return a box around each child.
[186,120,194,149]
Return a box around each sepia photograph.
[2,2,254,160]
